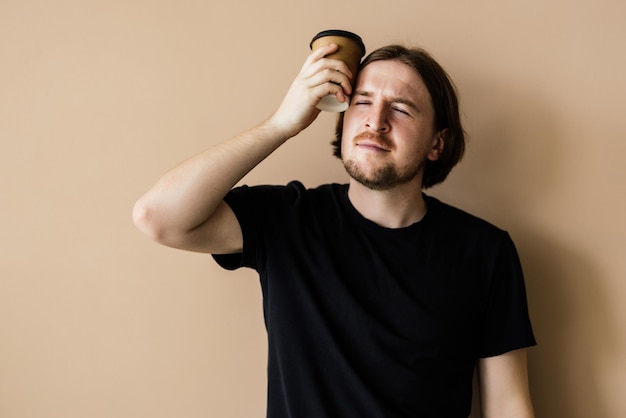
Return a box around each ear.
[427,129,447,161]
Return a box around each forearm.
[133,42,352,248]
[133,118,288,243]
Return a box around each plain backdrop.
[1,0,625,417]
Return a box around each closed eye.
[392,105,416,118]
[393,107,410,115]
[352,90,372,106]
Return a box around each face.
[341,60,444,190]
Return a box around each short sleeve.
[211,182,306,273]
[478,232,536,357]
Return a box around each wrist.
[262,114,297,144]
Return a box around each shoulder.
[229,181,343,200]
[424,194,511,244]
[225,181,347,217]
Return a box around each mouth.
[354,132,391,152]
[356,140,391,152]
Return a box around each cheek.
[340,116,358,150]
[340,135,351,159]
[341,110,356,132]
[399,134,431,161]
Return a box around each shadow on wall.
[434,80,617,418]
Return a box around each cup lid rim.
[310,30,366,55]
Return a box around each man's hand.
[267,43,354,140]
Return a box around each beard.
[343,158,423,191]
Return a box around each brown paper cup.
[310,30,365,112]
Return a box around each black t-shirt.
[213,181,536,418]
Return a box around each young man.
[134,43,536,418]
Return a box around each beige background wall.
[1,0,625,417]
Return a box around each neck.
[347,179,427,228]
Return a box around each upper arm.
[184,199,243,254]
[477,348,535,418]
[145,199,243,254]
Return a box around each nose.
[365,103,390,132]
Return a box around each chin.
[344,157,424,190]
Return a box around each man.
[133,42,536,417]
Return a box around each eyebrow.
[353,90,419,111]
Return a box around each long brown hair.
[332,45,465,189]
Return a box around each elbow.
[132,198,167,244]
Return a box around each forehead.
[355,60,432,104]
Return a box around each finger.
[326,83,350,105]
[333,67,354,94]
[308,43,339,62]
[308,68,352,95]
[327,61,353,80]
[306,57,353,80]
[301,44,354,79]
[299,44,337,76]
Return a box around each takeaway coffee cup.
[310,30,366,112]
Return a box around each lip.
[356,140,390,152]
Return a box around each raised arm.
[132,43,354,254]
